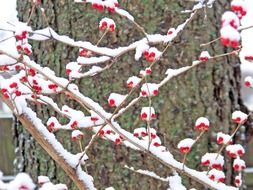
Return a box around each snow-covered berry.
[71,130,84,141]
[140,107,156,121]
[91,2,104,11]
[244,55,253,62]
[79,48,89,57]
[244,76,253,87]
[114,134,123,145]
[143,47,162,62]
[220,26,240,48]
[140,83,159,97]
[150,128,157,139]
[90,110,102,122]
[232,110,248,123]
[208,169,225,183]
[233,157,246,171]
[126,76,141,88]
[152,136,161,147]
[201,153,224,170]
[221,11,240,29]
[216,132,232,145]
[47,117,59,132]
[199,51,211,62]
[98,125,112,137]
[15,30,29,41]
[139,67,153,77]
[234,175,242,187]
[167,28,176,35]
[177,138,195,153]
[133,127,147,137]
[9,173,35,190]
[226,144,245,158]
[99,18,116,32]
[231,0,247,19]
[108,93,126,107]
[145,67,152,75]
[195,117,210,130]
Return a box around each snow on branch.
[124,165,169,182]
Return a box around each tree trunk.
[14,0,245,189]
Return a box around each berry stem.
[200,37,220,47]
[79,139,83,152]
[76,123,106,168]
[27,2,36,25]
[96,29,108,46]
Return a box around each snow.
[115,8,134,21]
[168,174,186,190]
[220,25,240,41]
[77,56,110,65]
[39,182,68,190]
[38,176,50,184]
[30,27,51,41]
[8,173,36,190]
[135,42,149,61]
[105,187,115,190]
[124,165,169,182]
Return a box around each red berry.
[153,89,158,96]
[28,68,36,76]
[114,138,121,145]
[153,142,161,147]
[217,137,224,144]
[109,99,115,106]
[71,121,78,129]
[15,90,22,96]
[141,112,147,119]
[10,82,18,88]
[245,81,251,87]
[91,117,98,122]
[66,69,72,75]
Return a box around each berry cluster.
[220,0,247,48]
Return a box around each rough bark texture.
[14,0,245,189]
